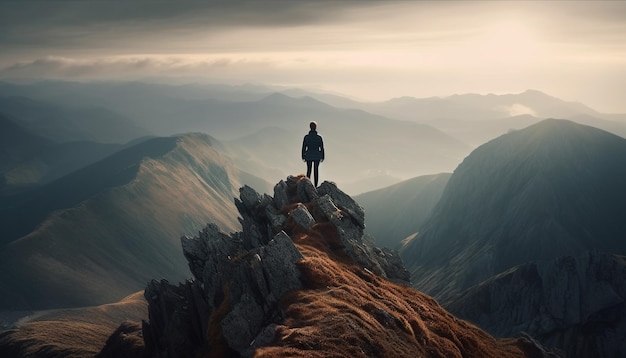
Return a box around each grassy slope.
[0,291,147,357]
[254,183,546,357]
[0,133,271,310]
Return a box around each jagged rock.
[318,180,365,229]
[295,176,319,203]
[96,321,145,358]
[238,185,263,211]
[447,251,626,358]
[265,204,287,232]
[314,190,409,283]
[289,203,316,230]
[142,279,209,358]
[372,246,411,283]
[272,180,289,209]
[141,175,412,357]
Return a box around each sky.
[1,0,625,113]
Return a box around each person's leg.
[313,160,320,187]
[306,160,313,179]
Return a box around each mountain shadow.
[401,119,626,302]
[0,133,270,310]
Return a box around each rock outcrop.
[447,251,626,358]
[139,175,409,357]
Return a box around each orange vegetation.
[255,192,545,358]
[0,292,147,357]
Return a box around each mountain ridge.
[401,118,626,301]
[0,132,270,310]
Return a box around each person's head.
[309,121,317,131]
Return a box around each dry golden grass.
[255,180,543,357]
[0,291,147,357]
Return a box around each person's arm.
[302,136,307,160]
[320,137,325,161]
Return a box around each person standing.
[301,121,325,187]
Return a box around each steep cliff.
[447,251,626,358]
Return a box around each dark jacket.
[302,130,325,161]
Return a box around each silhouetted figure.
[302,121,325,187]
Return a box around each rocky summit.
[101,175,556,357]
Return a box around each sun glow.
[456,20,538,69]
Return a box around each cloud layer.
[1,1,625,112]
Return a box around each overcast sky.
[1,1,625,112]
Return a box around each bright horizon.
[1,1,625,113]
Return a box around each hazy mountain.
[401,119,626,302]
[363,89,602,122]
[0,81,472,193]
[0,114,126,193]
[428,112,626,147]
[355,173,451,249]
[0,133,271,310]
[216,93,469,194]
[323,90,626,147]
[0,114,53,187]
[341,173,403,195]
[0,81,278,136]
[0,96,148,143]
[426,114,540,146]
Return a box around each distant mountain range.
[0,114,125,194]
[0,133,270,310]
[7,81,626,195]
[0,81,475,194]
[300,88,626,146]
[0,96,148,144]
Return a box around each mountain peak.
[128,175,552,357]
[402,118,626,301]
